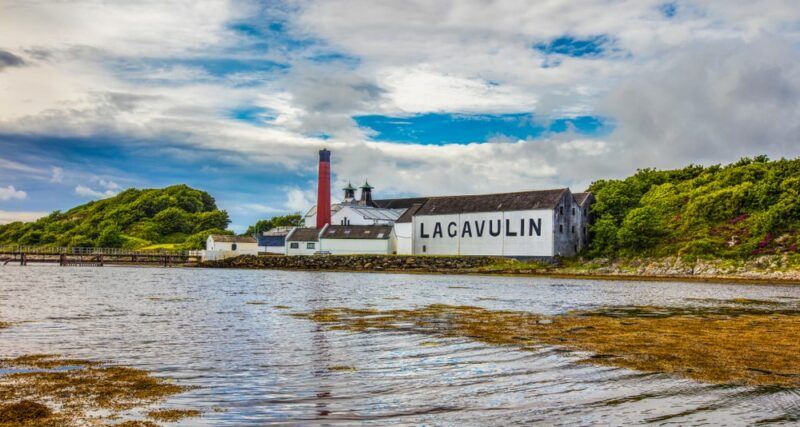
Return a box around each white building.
[319,224,395,255]
[204,235,259,260]
[285,228,320,255]
[285,225,395,255]
[409,188,583,258]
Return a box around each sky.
[1,1,799,232]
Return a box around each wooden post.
[60,254,66,266]
[20,253,26,266]
[98,255,104,267]
[163,256,168,267]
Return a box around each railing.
[0,245,196,257]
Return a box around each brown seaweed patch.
[0,354,200,426]
[146,409,201,422]
[327,365,357,372]
[295,304,800,387]
[272,305,291,309]
[0,322,10,330]
[0,400,52,424]
[245,301,269,305]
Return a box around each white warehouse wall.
[412,209,554,257]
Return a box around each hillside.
[588,156,800,259]
[0,185,231,250]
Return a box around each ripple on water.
[1,265,800,425]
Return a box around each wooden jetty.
[0,246,202,267]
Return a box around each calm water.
[1,265,800,425]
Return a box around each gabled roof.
[373,197,431,209]
[304,204,343,218]
[286,228,320,242]
[413,188,569,216]
[209,235,257,243]
[321,225,393,240]
[340,205,405,221]
[396,203,423,223]
[573,192,593,206]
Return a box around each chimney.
[342,181,356,204]
[359,180,374,206]
[316,149,331,229]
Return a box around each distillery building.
[288,149,593,259]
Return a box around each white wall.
[304,214,316,228]
[263,245,284,254]
[286,241,319,255]
[412,209,554,257]
[319,238,392,255]
[394,222,412,255]
[206,237,258,252]
[202,249,258,261]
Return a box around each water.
[2,265,800,425]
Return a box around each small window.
[231,243,238,251]
[560,206,563,215]
[572,207,575,215]
[377,233,384,238]
[344,230,351,234]
[364,230,370,234]
[571,225,575,234]
[559,224,563,233]
[328,229,336,234]
[290,242,299,249]
[583,208,587,216]
[307,243,315,249]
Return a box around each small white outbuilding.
[285,228,321,255]
[204,235,259,261]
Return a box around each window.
[307,243,315,249]
[559,224,563,233]
[572,207,575,215]
[377,233,384,238]
[290,243,299,249]
[583,208,587,216]
[559,206,563,215]
[231,243,237,251]
[571,226,575,234]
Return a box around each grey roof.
[286,228,320,242]
[304,204,342,218]
[373,197,430,209]
[573,192,593,206]
[396,203,423,223]
[209,235,257,243]
[413,188,569,216]
[342,205,405,221]
[321,225,393,240]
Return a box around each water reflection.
[1,265,800,425]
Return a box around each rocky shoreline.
[198,254,800,284]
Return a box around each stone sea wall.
[200,254,497,272]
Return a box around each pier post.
[20,253,27,266]
[98,255,104,267]
[60,254,66,266]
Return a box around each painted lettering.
[462,221,472,238]
[433,222,443,238]
[505,218,517,236]
[420,222,429,238]
[489,219,501,237]
[520,218,525,237]
[448,222,458,237]
[474,220,485,237]
[529,218,541,236]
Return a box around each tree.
[96,227,124,248]
[243,214,302,236]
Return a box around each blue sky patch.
[355,113,610,145]
[659,3,678,18]
[535,35,612,58]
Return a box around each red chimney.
[316,149,331,229]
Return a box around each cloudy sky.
[1,0,799,231]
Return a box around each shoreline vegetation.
[199,254,800,285]
[294,301,800,387]
[0,354,201,426]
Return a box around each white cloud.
[0,185,27,201]
[284,187,317,213]
[74,184,117,199]
[0,0,799,206]
[50,166,63,183]
[0,210,46,224]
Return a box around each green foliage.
[0,184,231,249]
[588,156,800,259]
[180,228,232,250]
[243,214,302,236]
